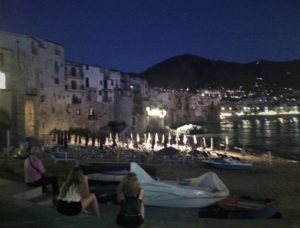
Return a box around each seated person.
[57,167,100,217]
[116,172,145,228]
[24,146,59,196]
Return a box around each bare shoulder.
[139,188,144,198]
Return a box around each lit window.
[89,108,95,115]
[0,72,6,89]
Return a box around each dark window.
[71,67,76,76]
[111,80,114,86]
[72,95,81,104]
[89,108,95,115]
[54,78,59,84]
[79,69,83,77]
[54,61,59,74]
[98,90,102,96]
[100,80,103,86]
[86,65,89,70]
[41,95,45,102]
[85,78,89,87]
[52,107,55,113]
[104,80,107,89]
[88,108,97,120]
[0,53,4,67]
[71,80,77,89]
[55,48,60,55]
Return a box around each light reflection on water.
[202,116,300,161]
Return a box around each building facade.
[0,31,220,147]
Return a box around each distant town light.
[236,112,244,116]
[220,112,232,119]
[0,71,5,89]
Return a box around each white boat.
[132,162,229,208]
[86,162,229,208]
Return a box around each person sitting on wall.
[116,172,145,227]
[56,167,100,217]
[24,146,59,197]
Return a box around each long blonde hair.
[59,167,84,198]
[117,172,140,201]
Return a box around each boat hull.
[218,195,279,219]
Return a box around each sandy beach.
[149,151,300,227]
[1,148,299,227]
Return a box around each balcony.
[72,96,82,104]
[26,87,38,96]
[65,84,85,92]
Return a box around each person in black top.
[116,172,145,228]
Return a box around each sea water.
[202,115,300,161]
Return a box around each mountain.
[138,54,300,90]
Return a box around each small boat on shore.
[203,157,253,170]
[198,195,279,219]
[217,195,279,219]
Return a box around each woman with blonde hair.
[56,167,100,217]
[116,172,144,227]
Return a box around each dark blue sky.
[1,0,300,72]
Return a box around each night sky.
[0,0,300,73]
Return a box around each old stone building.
[0,31,66,145]
[0,30,220,148]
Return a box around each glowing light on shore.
[203,137,206,148]
[220,112,232,119]
[147,133,151,144]
[146,107,167,118]
[155,133,159,142]
[193,135,197,144]
[183,134,187,145]
[258,111,277,115]
[116,134,119,144]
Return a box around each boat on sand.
[199,195,279,219]
[85,162,229,208]
[203,157,253,170]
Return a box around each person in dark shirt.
[116,172,144,227]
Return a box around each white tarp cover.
[130,162,229,208]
